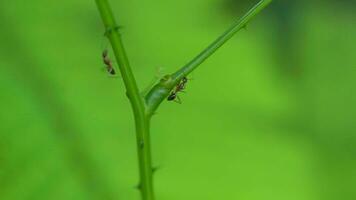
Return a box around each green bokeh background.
[1,0,355,199]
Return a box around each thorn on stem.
[152,166,161,174]
[134,183,142,190]
[115,25,124,31]
[139,140,144,149]
[104,25,124,36]
[126,91,131,99]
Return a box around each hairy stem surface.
[95,0,155,200]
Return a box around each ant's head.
[102,49,108,58]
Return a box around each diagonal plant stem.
[95,0,155,200]
[145,0,273,115]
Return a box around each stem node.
[95,0,155,199]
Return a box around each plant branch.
[145,0,272,115]
[95,0,155,200]
[95,0,272,199]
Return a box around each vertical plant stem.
[95,0,155,200]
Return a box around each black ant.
[176,77,188,91]
[102,49,116,75]
[167,77,189,103]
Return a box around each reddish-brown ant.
[167,77,189,103]
[102,49,116,75]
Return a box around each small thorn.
[104,28,112,36]
[152,166,161,174]
[139,140,144,149]
[104,25,124,36]
[115,25,124,31]
[242,24,248,30]
[126,91,131,99]
[134,183,142,190]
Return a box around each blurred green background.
[1,0,355,199]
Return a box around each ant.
[102,49,116,75]
[167,77,189,103]
[176,77,188,91]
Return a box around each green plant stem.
[95,0,272,199]
[145,0,272,115]
[95,0,155,200]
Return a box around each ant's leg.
[107,73,120,78]
[174,95,182,104]
[187,72,195,81]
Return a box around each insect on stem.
[167,77,189,103]
[102,49,116,75]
